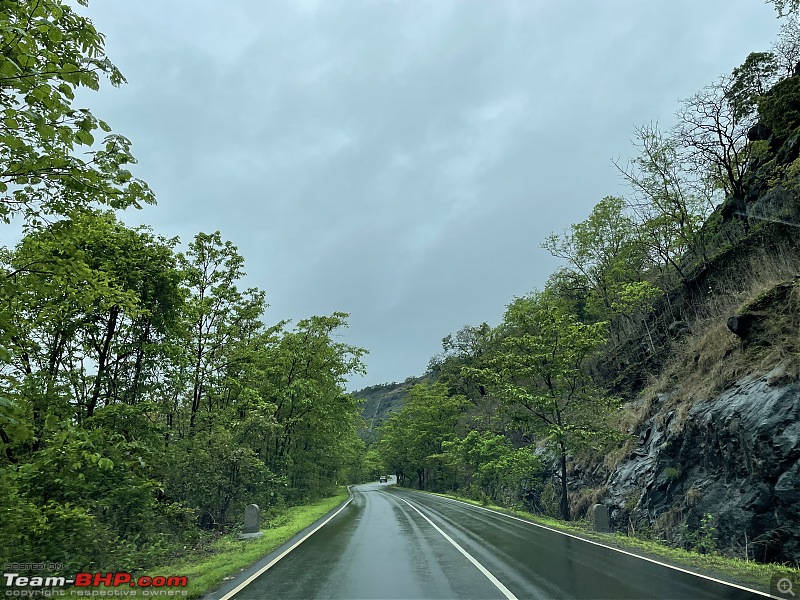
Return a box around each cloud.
[68,0,781,388]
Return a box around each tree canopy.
[0,0,153,226]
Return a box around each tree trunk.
[189,335,204,434]
[87,305,120,418]
[0,427,16,463]
[127,319,151,405]
[559,441,571,521]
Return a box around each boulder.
[747,122,771,141]
[726,314,758,338]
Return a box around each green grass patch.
[74,488,350,599]
[416,489,798,592]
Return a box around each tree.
[0,1,376,568]
[542,196,651,327]
[177,232,266,435]
[766,0,800,17]
[243,312,367,498]
[615,124,716,279]
[0,211,182,453]
[428,322,495,401]
[676,53,777,207]
[164,424,280,530]
[469,291,619,520]
[0,406,195,572]
[0,0,153,225]
[772,14,800,77]
[728,53,780,121]
[360,447,386,482]
[441,430,543,506]
[378,383,468,489]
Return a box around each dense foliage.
[0,1,367,572]
[0,0,153,224]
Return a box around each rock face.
[596,62,800,566]
[605,369,800,563]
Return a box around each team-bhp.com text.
[3,572,188,597]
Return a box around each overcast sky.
[71,1,781,390]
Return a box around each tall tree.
[428,322,495,401]
[615,125,716,279]
[675,52,779,208]
[178,232,266,435]
[542,195,652,327]
[728,52,780,121]
[1,211,181,451]
[469,291,619,520]
[772,14,800,77]
[257,313,366,496]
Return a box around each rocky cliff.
[595,216,800,563]
[606,366,799,563]
[595,69,800,563]
[354,376,427,445]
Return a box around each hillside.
[371,48,800,566]
[353,375,430,445]
[529,90,800,561]
[581,65,800,563]
[591,225,800,563]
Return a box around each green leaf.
[47,26,63,43]
[75,130,94,145]
[58,83,75,100]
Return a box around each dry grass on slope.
[617,246,800,436]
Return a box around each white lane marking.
[413,492,772,598]
[219,489,355,600]
[396,495,519,600]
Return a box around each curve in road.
[208,482,770,600]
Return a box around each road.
[209,482,769,600]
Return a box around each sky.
[69,0,782,390]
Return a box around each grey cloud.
[68,0,781,387]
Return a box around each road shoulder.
[199,488,354,600]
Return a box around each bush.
[684,513,719,555]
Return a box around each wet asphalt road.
[210,482,768,600]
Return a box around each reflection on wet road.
[208,482,768,599]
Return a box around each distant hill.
[353,375,431,445]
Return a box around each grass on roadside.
[74,488,350,599]
[420,489,799,592]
